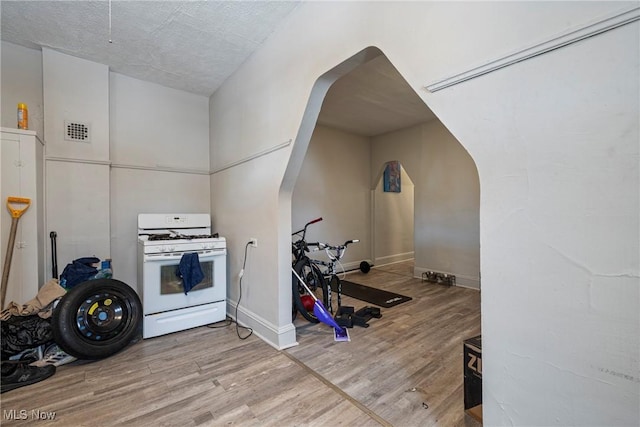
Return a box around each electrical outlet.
[249,238,258,248]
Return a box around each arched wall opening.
[281,46,481,332]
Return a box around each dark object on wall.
[52,279,142,360]
[59,257,100,289]
[463,335,483,423]
[383,160,401,192]
[1,315,53,360]
[359,261,371,274]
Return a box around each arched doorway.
[285,48,480,292]
[280,46,481,425]
[372,161,415,266]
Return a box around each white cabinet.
[1,128,44,306]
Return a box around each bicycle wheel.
[292,258,328,323]
[292,287,298,321]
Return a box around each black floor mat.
[333,280,412,308]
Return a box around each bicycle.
[305,239,359,316]
[292,217,327,323]
[291,217,359,323]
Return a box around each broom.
[292,267,345,333]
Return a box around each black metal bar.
[50,231,58,279]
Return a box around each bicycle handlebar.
[292,217,323,236]
[307,239,359,252]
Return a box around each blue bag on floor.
[59,257,100,289]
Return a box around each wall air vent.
[64,121,91,142]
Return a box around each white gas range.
[137,213,227,338]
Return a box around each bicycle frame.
[306,239,359,312]
[291,217,359,320]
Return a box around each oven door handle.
[144,249,226,261]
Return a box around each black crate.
[463,335,482,423]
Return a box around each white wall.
[43,48,111,274]
[109,73,210,171]
[43,48,110,161]
[373,120,480,288]
[294,120,474,281]
[292,125,370,269]
[109,73,210,290]
[0,42,44,140]
[373,165,414,265]
[4,45,212,292]
[209,2,639,425]
[430,21,639,426]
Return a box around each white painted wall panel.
[373,166,414,265]
[45,161,110,270]
[425,21,639,427]
[42,48,109,161]
[292,125,370,269]
[0,129,44,304]
[372,121,480,287]
[109,168,210,293]
[0,42,44,140]
[109,73,210,170]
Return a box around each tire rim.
[75,290,133,341]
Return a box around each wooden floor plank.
[1,260,481,426]
[286,261,482,427]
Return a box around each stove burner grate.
[147,233,219,241]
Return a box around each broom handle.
[291,267,318,302]
[1,217,19,309]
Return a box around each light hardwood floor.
[0,261,481,426]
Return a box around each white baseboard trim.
[374,252,415,267]
[226,299,298,350]
[413,266,480,290]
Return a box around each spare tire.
[52,279,142,360]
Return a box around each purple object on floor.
[292,267,346,334]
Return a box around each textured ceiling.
[318,54,437,137]
[1,1,436,136]
[1,1,300,95]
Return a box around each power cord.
[234,241,253,339]
[207,241,253,340]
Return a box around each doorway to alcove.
[372,161,415,267]
[283,47,481,426]
[288,50,480,288]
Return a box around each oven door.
[141,249,226,314]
